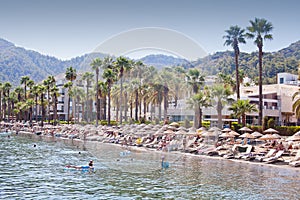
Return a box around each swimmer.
[88,160,93,168]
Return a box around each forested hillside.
[0,38,299,86]
[193,41,300,84]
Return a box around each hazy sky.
[0,0,299,60]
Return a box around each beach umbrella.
[286,135,300,141]
[229,130,240,136]
[169,122,180,128]
[208,127,221,132]
[272,134,281,139]
[163,129,174,135]
[251,131,263,138]
[220,132,235,138]
[202,130,218,137]
[178,126,188,132]
[263,128,279,134]
[258,134,278,141]
[239,133,256,139]
[239,126,253,132]
[221,128,231,132]
[197,127,207,131]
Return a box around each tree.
[20,76,30,100]
[186,68,205,94]
[223,25,246,99]
[96,81,107,121]
[292,89,300,119]
[65,66,77,82]
[64,81,73,124]
[82,72,94,122]
[114,56,132,124]
[229,99,258,126]
[50,86,59,125]
[43,76,56,123]
[65,66,77,124]
[211,84,233,129]
[38,85,46,127]
[102,68,117,126]
[31,85,40,122]
[246,18,273,126]
[3,82,12,120]
[26,98,35,126]
[91,58,103,126]
[187,90,211,128]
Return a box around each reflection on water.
[0,133,299,199]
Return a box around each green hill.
[193,41,300,84]
[0,38,299,86]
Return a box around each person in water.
[89,160,93,168]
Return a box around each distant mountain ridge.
[0,38,299,86]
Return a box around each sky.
[0,0,299,60]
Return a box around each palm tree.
[246,18,273,126]
[223,25,246,99]
[229,99,258,126]
[26,98,35,126]
[91,58,103,126]
[50,86,59,125]
[14,87,23,121]
[65,66,77,82]
[292,89,300,119]
[31,85,40,122]
[65,67,77,123]
[97,81,108,121]
[3,82,12,120]
[103,68,117,126]
[64,81,73,124]
[211,84,233,129]
[186,68,205,94]
[114,56,132,124]
[38,85,46,127]
[0,82,3,121]
[44,76,56,123]
[82,72,94,122]
[187,90,211,128]
[21,76,30,100]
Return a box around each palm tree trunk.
[258,46,263,126]
[194,106,200,128]
[48,90,50,124]
[41,95,45,127]
[119,76,123,124]
[135,90,139,121]
[163,84,168,121]
[108,88,111,126]
[96,70,99,126]
[67,96,70,124]
[124,91,128,122]
[235,52,240,100]
[217,101,223,129]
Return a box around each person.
[89,160,93,168]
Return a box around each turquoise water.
[1,133,299,199]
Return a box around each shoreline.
[10,130,300,172]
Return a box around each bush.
[267,118,275,128]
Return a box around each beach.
[2,122,299,172]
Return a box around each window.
[279,77,284,84]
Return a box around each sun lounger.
[287,150,300,167]
[263,150,285,163]
[289,161,300,167]
[255,149,276,162]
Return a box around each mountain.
[0,38,299,86]
[139,54,190,69]
[192,40,300,84]
[0,38,106,86]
